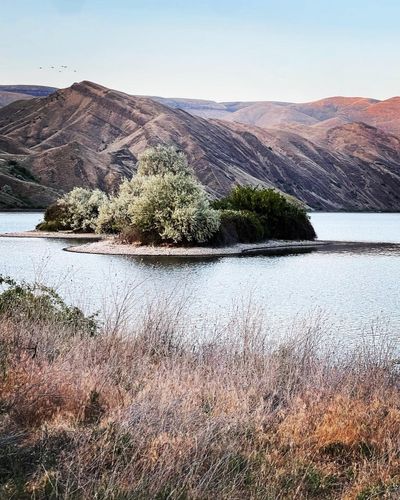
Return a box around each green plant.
[213,185,316,240]
[37,187,108,232]
[1,184,13,195]
[211,209,265,245]
[96,176,147,234]
[97,145,220,244]
[7,160,37,182]
[137,145,192,177]
[36,201,70,231]
[0,276,98,336]
[127,173,220,244]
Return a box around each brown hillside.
[1,81,400,211]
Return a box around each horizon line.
[2,80,400,104]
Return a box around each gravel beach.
[65,238,327,257]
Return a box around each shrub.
[211,210,265,245]
[127,173,220,244]
[60,187,108,232]
[98,146,220,245]
[40,146,220,244]
[36,200,70,231]
[96,177,146,234]
[213,186,316,240]
[137,145,191,177]
[37,187,108,232]
[7,160,37,182]
[0,276,97,336]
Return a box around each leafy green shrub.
[36,201,70,231]
[126,173,220,244]
[40,146,219,244]
[96,177,146,234]
[211,210,265,245]
[37,187,108,232]
[98,146,220,245]
[1,185,13,195]
[137,145,191,177]
[0,276,97,337]
[213,186,316,240]
[36,219,64,232]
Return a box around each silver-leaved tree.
[96,145,220,244]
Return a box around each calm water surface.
[312,212,400,243]
[0,211,399,341]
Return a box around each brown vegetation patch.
[0,290,399,498]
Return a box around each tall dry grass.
[0,285,399,499]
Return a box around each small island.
[35,145,317,256]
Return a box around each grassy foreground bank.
[0,279,399,499]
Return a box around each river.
[1,211,399,342]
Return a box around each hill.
[0,85,57,98]
[0,81,399,211]
[0,85,57,112]
[158,95,400,140]
[0,90,33,108]
[0,81,285,198]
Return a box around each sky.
[1,0,400,102]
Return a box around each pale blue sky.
[1,0,399,102]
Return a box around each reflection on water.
[0,211,400,342]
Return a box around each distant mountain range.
[0,85,57,97]
[153,95,400,138]
[0,82,399,211]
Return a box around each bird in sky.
[37,64,77,73]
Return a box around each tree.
[38,187,108,232]
[97,146,220,244]
[61,188,108,232]
[137,145,191,176]
[126,173,220,243]
[212,185,316,240]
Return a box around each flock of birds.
[39,66,77,73]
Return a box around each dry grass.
[0,288,399,499]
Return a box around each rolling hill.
[157,95,400,139]
[0,90,33,108]
[0,81,399,211]
[0,85,57,98]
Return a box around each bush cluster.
[0,280,399,498]
[39,146,220,245]
[37,188,107,232]
[5,159,37,182]
[98,166,220,245]
[210,209,264,245]
[212,185,316,241]
[37,145,317,244]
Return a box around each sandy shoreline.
[0,230,326,255]
[67,239,399,257]
[65,238,327,257]
[1,230,398,257]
